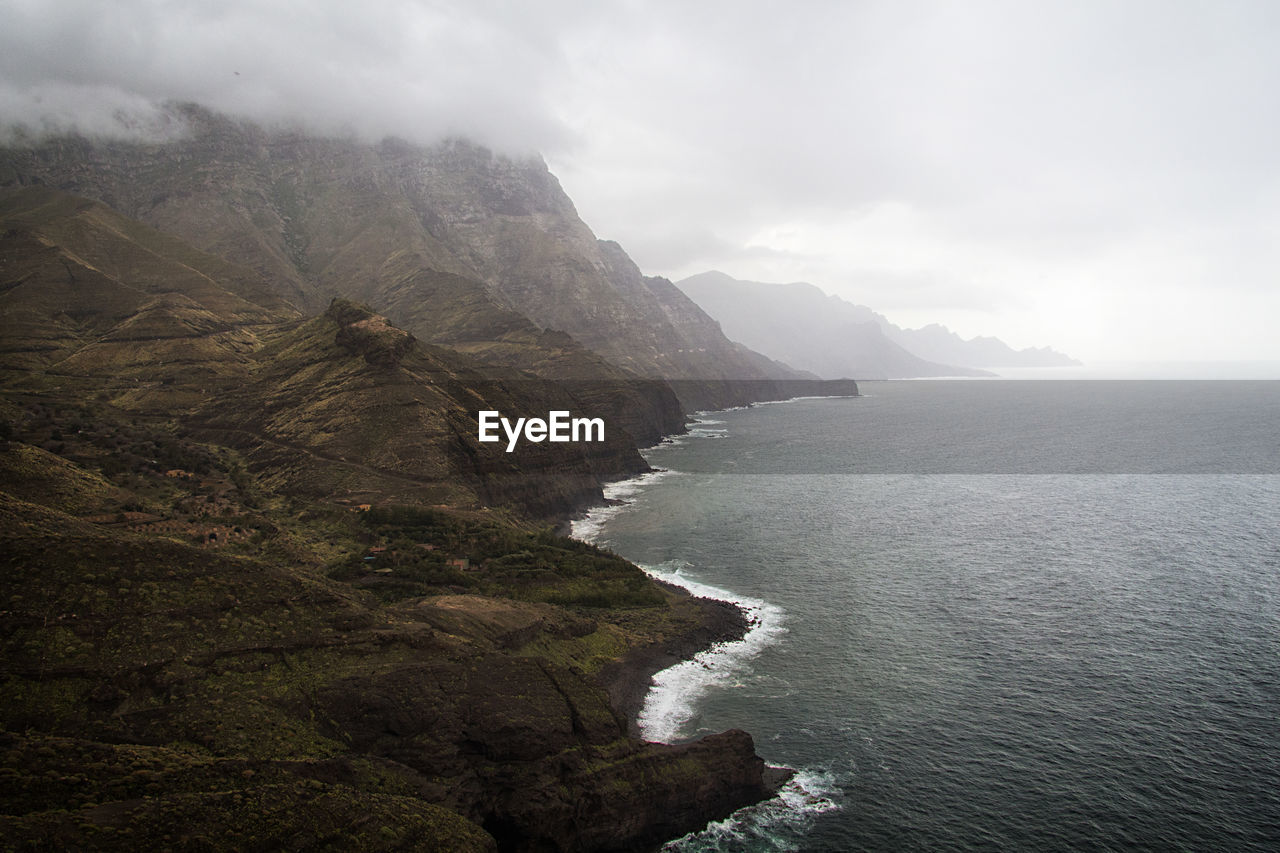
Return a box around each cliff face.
[0,106,803,417]
[0,175,784,851]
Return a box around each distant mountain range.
[677,271,1079,379]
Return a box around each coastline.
[564,401,857,847]
[597,584,750,736]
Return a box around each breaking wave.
[571,413,845,849]
[661,768,845,852]
[636,559,787,744]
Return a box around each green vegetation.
[0,179,769,850]
[332,506,664,608]
[0,388,733,851]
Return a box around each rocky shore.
[599,588,749,736]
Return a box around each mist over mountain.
[677,271,1078,378]
[0,105,808,416]
[677,271,988,379]
[0,111,812,850]
[885,323,1081,369]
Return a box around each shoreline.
[563,400,828,844]
[597,582,750,736]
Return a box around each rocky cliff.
[0,106,806,418]
[0,186,661,519]
[0,169,789,849]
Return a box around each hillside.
[0,185,296,408]
[0,428,772,850]
[190,298,652,519]
[0,185,787,849]
[0,186,664,519]
[0,106,806,414]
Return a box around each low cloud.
[0,0,580,153]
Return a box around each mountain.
[880,323,1081,369]
[0,106,806,415]
[0,184,787,849]
[0,109,872,850]
[677,271,991,379]
[678,271,1079,377]
[0,185,659,518]
[0,184,295,406]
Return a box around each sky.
[2,0,1279,364]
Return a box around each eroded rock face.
[315,657,773,852]
[0,490,781,852]
[0,108,807,416]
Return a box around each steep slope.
[0,185,297,409]
[0,454,777,851]
[0,106,805,416]
[0,187,657,518]
[192,299,649,519]
[678,271,990,379]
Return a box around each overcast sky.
[3,0,1279,364]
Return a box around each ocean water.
[572,381,1280,852]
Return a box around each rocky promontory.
[0,115,814,851]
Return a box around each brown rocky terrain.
[0,397,781,851]
[0,105,810,417]
[0,148,817,848]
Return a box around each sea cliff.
[0,116,842,850]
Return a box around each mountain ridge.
[678,270,1078,377]
[0,105,809,416]
[0,192,789,850]
[0,126,822,849]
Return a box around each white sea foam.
[662,768,844,852]
[637,561,788,744]
[569,468,678,543]
[573,417,842,844]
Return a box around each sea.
[571,379,1280,852]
